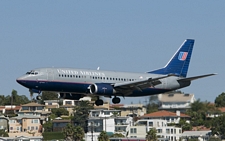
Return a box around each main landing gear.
[112,96,120,104]
[95,98,104,106]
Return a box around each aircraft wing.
[178,73,217,82]
[113,75,171,93]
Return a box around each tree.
[63,124,84,141]
[98,131,109,141]
[146,128,157,141]
[211,114,225,138]
[73,101,94,131]
[73,126,85,141]
[146,95,159,113]
[40,91,59,104]
[215,92,225,107]
[110,133,125,138]
[63,123,76,141]
[52,108,69,117]
[1,90,30,106]
[0,129,9,137]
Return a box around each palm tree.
[146,128,157,141]
[98,131,109,141]
[63,123,75,141]
[73,126,85,141]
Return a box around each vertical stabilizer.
[148,39,194,77]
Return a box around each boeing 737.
[16,39,216,105]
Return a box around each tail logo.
[178,52,188,61]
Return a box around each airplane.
[16,39,216,106]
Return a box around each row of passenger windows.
[58,74,136,82]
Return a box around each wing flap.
[114,75,171,92]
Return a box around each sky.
[0,1,224,104]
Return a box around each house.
[128,119,182,141]
[8,115,42,137]
[158,93,195,113]
[86,109,132,141]
[110,104,146,117]
[0,105,21,117]
[140,110,190,124]
[52,119,72,132]
[114,116,133,136]
[44,100,59,111]
[18,102,51,124]
[181,130,211,141]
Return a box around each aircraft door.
[47,69,54,81]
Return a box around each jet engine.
[59,93,83,100]
[90,83,116,95]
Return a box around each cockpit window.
[26,70,39,75]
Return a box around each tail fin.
[148,39,194,77]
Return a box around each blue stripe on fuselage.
[19,80,171,96]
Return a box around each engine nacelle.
[90,83,116,95]
[59,93,83,100]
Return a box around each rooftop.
[141,110,190,118]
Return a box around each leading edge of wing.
[178,73,217,82]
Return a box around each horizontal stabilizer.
[178,73,217,82]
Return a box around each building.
[140,110,190,124]
[44,100,59,111]
[128,119,182,141]
[110,104,146,117]
[86,109,133,141]
[114,116,133,136]
[0,105,21,117]
[18,102,51,124]
[181,130,211,141]
[158,93,195,113]
[52,119,73,132]
[8,115,42,137]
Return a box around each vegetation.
[40,91,59,104]
[62,123,84,141]
[146,95,159,113]
[110,133,125,138]
[98,131,109,141]
[52,108,69,117]
[73,101,94,131]
[0,89,29,105]
[146,128,157,141]
[215,92,225,107]
[42,132,64,140]
[0,129,9,137]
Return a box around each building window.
[149,122,153,126]
[130,128,137,134]
[10,127,13,130]
[166,129,170,134]
[31,119,39,123]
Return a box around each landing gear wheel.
[36,95,42,100]
[112,97,120,104]
[95,99,104,106]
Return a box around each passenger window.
[59,74,61,77]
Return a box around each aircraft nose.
[16,77,26,85]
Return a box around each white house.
[158,93,196,113]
